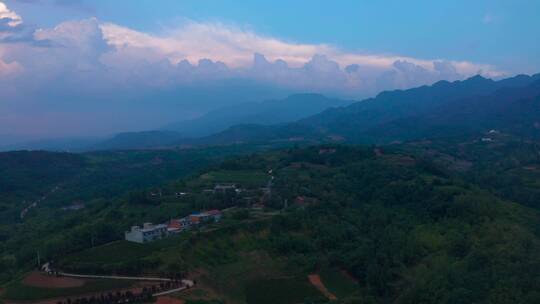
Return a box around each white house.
[125,223,168,243]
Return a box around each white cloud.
[0,16,508,99]
[100,20,503,79]
[0,1,22,27]
[100,21,333,69]
[91,20,508,97]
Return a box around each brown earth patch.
[23,271,85,288]
[156,296,185,304]
[308,274,337,301]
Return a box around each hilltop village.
[124,176,274,243]
[125,209,222,243]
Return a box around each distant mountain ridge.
[296,74,540,140]
[162,94,353,137]
[77,73,540,151]
[360,78,540,143]
[91,130,185,151]
[0,137,103,152]
[196,73,540,145]
[89,94,352,150]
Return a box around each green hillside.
[0,144,276,283]
[6,144,535,304]
[188,74,540,148]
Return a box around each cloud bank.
[0,2,506,139]
[97,20,503,92]
[0,2,21,27]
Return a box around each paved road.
[153,280,194,296]
[60,272,174,282]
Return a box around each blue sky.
[0,0,539,140]
[7,0,540,74]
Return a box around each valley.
[1,74,540,304]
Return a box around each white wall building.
[125,223,168,243]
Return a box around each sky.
[1,0,539,142]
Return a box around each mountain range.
[7,73,540,151]
[88,94,352,150]
[163,93,353,137]
[192,73,540,146]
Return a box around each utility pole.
[37,250,41,268]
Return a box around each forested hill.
[91,130,186,151]
[298,73,540,138]
[14,144,538,304]
[0,146,267,225]
[81,73,540,151]
[258,146,540,303]
[350,78,540,143]
[0,151,85,212]
[88,94,352,151]
[164,93,353,137]
[195,73,540,146]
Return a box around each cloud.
[0,1,22,27]
[34,18,110,64]
[0,55,22,76]
[0,1,24,41]
[100,21,332,69]
[0,10,505,87]
[94,20,505,95]
[0,3,509,138]
[100,21,503,78]
[0,0,23,77]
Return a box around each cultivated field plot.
[23,272,84,288]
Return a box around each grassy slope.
[0,145,273,284]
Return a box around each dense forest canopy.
[1,140,539,303]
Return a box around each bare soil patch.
[308,274,337,301]
[156,296,185,304]
[23,271,85,288]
